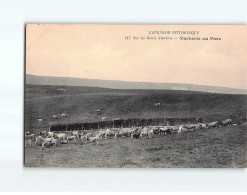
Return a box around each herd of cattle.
[25,118,236,150]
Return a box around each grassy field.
[24,84,247,168]
[25,84,247,135]
[25,125,247,168]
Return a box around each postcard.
[25,24,247,168]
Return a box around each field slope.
[25,84,247,134]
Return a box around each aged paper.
[25,24,247,168]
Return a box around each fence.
[50,117,202,132]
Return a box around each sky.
[26,24,247,90]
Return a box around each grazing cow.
[221,119,233,127]
[154,103,161,108]
[206,121,220,129]
[67,135,77,143]
[25,139,32,148]
[61,113,66,117]
[54,133,66,140]
[139,127,154,139]
[51,138,60,146]
[82,132,92,139]
[60,140,68,144]
[130,127,142,140]
[71,131,79,137]
[41,141,53,151]
[115,128,135,138]
[47,131,54,137]
[159,126,178,135]
[178,125,191,133]
[80,135,89,142]
[159,127,172,135]
[43,137,54,142]
[199,123,207,129]
[182,124,198,131]
[35,136,46,146]
[103,129,114,139]
[102,116,107,121]
[97,129,111,139]
[86,136,99,145]
[39,131,47,137]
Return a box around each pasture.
[24,84,247,167]
[25,125,247,168]
[25,84,247,135]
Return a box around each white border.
[0,0,247,192]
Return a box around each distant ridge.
[26,74,247,94]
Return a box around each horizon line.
[26,73,247,91]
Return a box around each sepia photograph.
[24,24,247,168]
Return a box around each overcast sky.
[26,24,247,90]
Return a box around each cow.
[43,137,54,142]
[178,125,185,134]
[96,129,112,139]
[80,132,93,142]
[159,127,172,135]
[67,135,77,143]
[25,139,32,148]
[71,131,79,137]
[61,113,66,117]
[130,127,143,140]
[220,119,233,127]
[102,116,107,121]
[154,103,161,108]
[104,129,114,139]
[115,128,134,138]
[199,123,207,129]
[159,126,178,135]
[86,136,99,145]
[206,121,220,129]
[54,133,66,140]
[47,131,54,137]
[51,138,60,146]
[35,136,45,146]
[39,131,47,137]
[52,115,58,119]
[60,140,68,144]
[37,118,42,122]
[139,127,154,139]
[182,124,198,131]
[41,141,53,151]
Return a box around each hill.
[24,84,247,134]
[26,74,247,94]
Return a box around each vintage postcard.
[25,24,247,168]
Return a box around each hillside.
[26,74,247,95]
[25,84,247,134]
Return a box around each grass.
[25,84,247,135]
[24,125,247,168]
[24,84,247,168]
